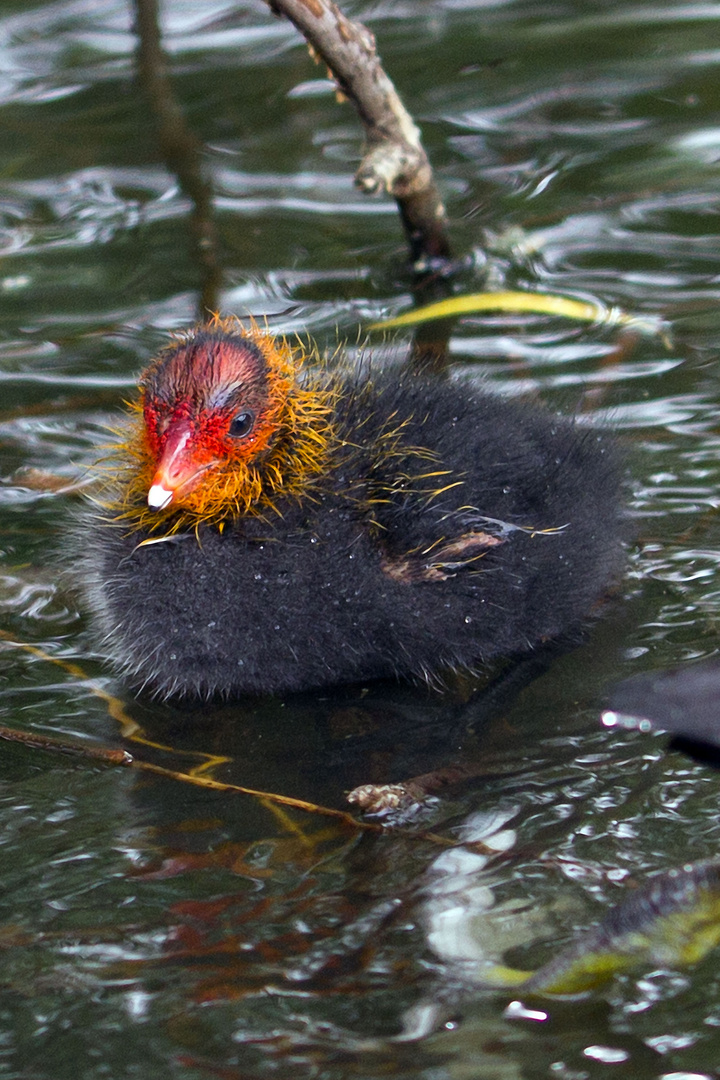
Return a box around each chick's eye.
[228,410,255,438]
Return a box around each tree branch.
[268,0,452,271]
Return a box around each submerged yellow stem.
[370,290,667,337]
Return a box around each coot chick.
[72,318,625,699]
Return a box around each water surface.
[2,1,720,1077]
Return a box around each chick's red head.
[124,321,335,528]
[139,326,288,518]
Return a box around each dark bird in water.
[604,658,720,767]
[72,318,625,700]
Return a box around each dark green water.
[2,0,720,1076]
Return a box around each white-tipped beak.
[148,483,174,510]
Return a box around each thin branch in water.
[0,724,131,764]
[0,632,461,845]
[268,0,452,271]
[0,716,458,845]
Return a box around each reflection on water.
[2,0,720,1076]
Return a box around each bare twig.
[0,718,459,844]
[0,632,460,842]
[0,724,131,764]
[269,0,451,271]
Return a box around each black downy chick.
[72,320,626,699]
